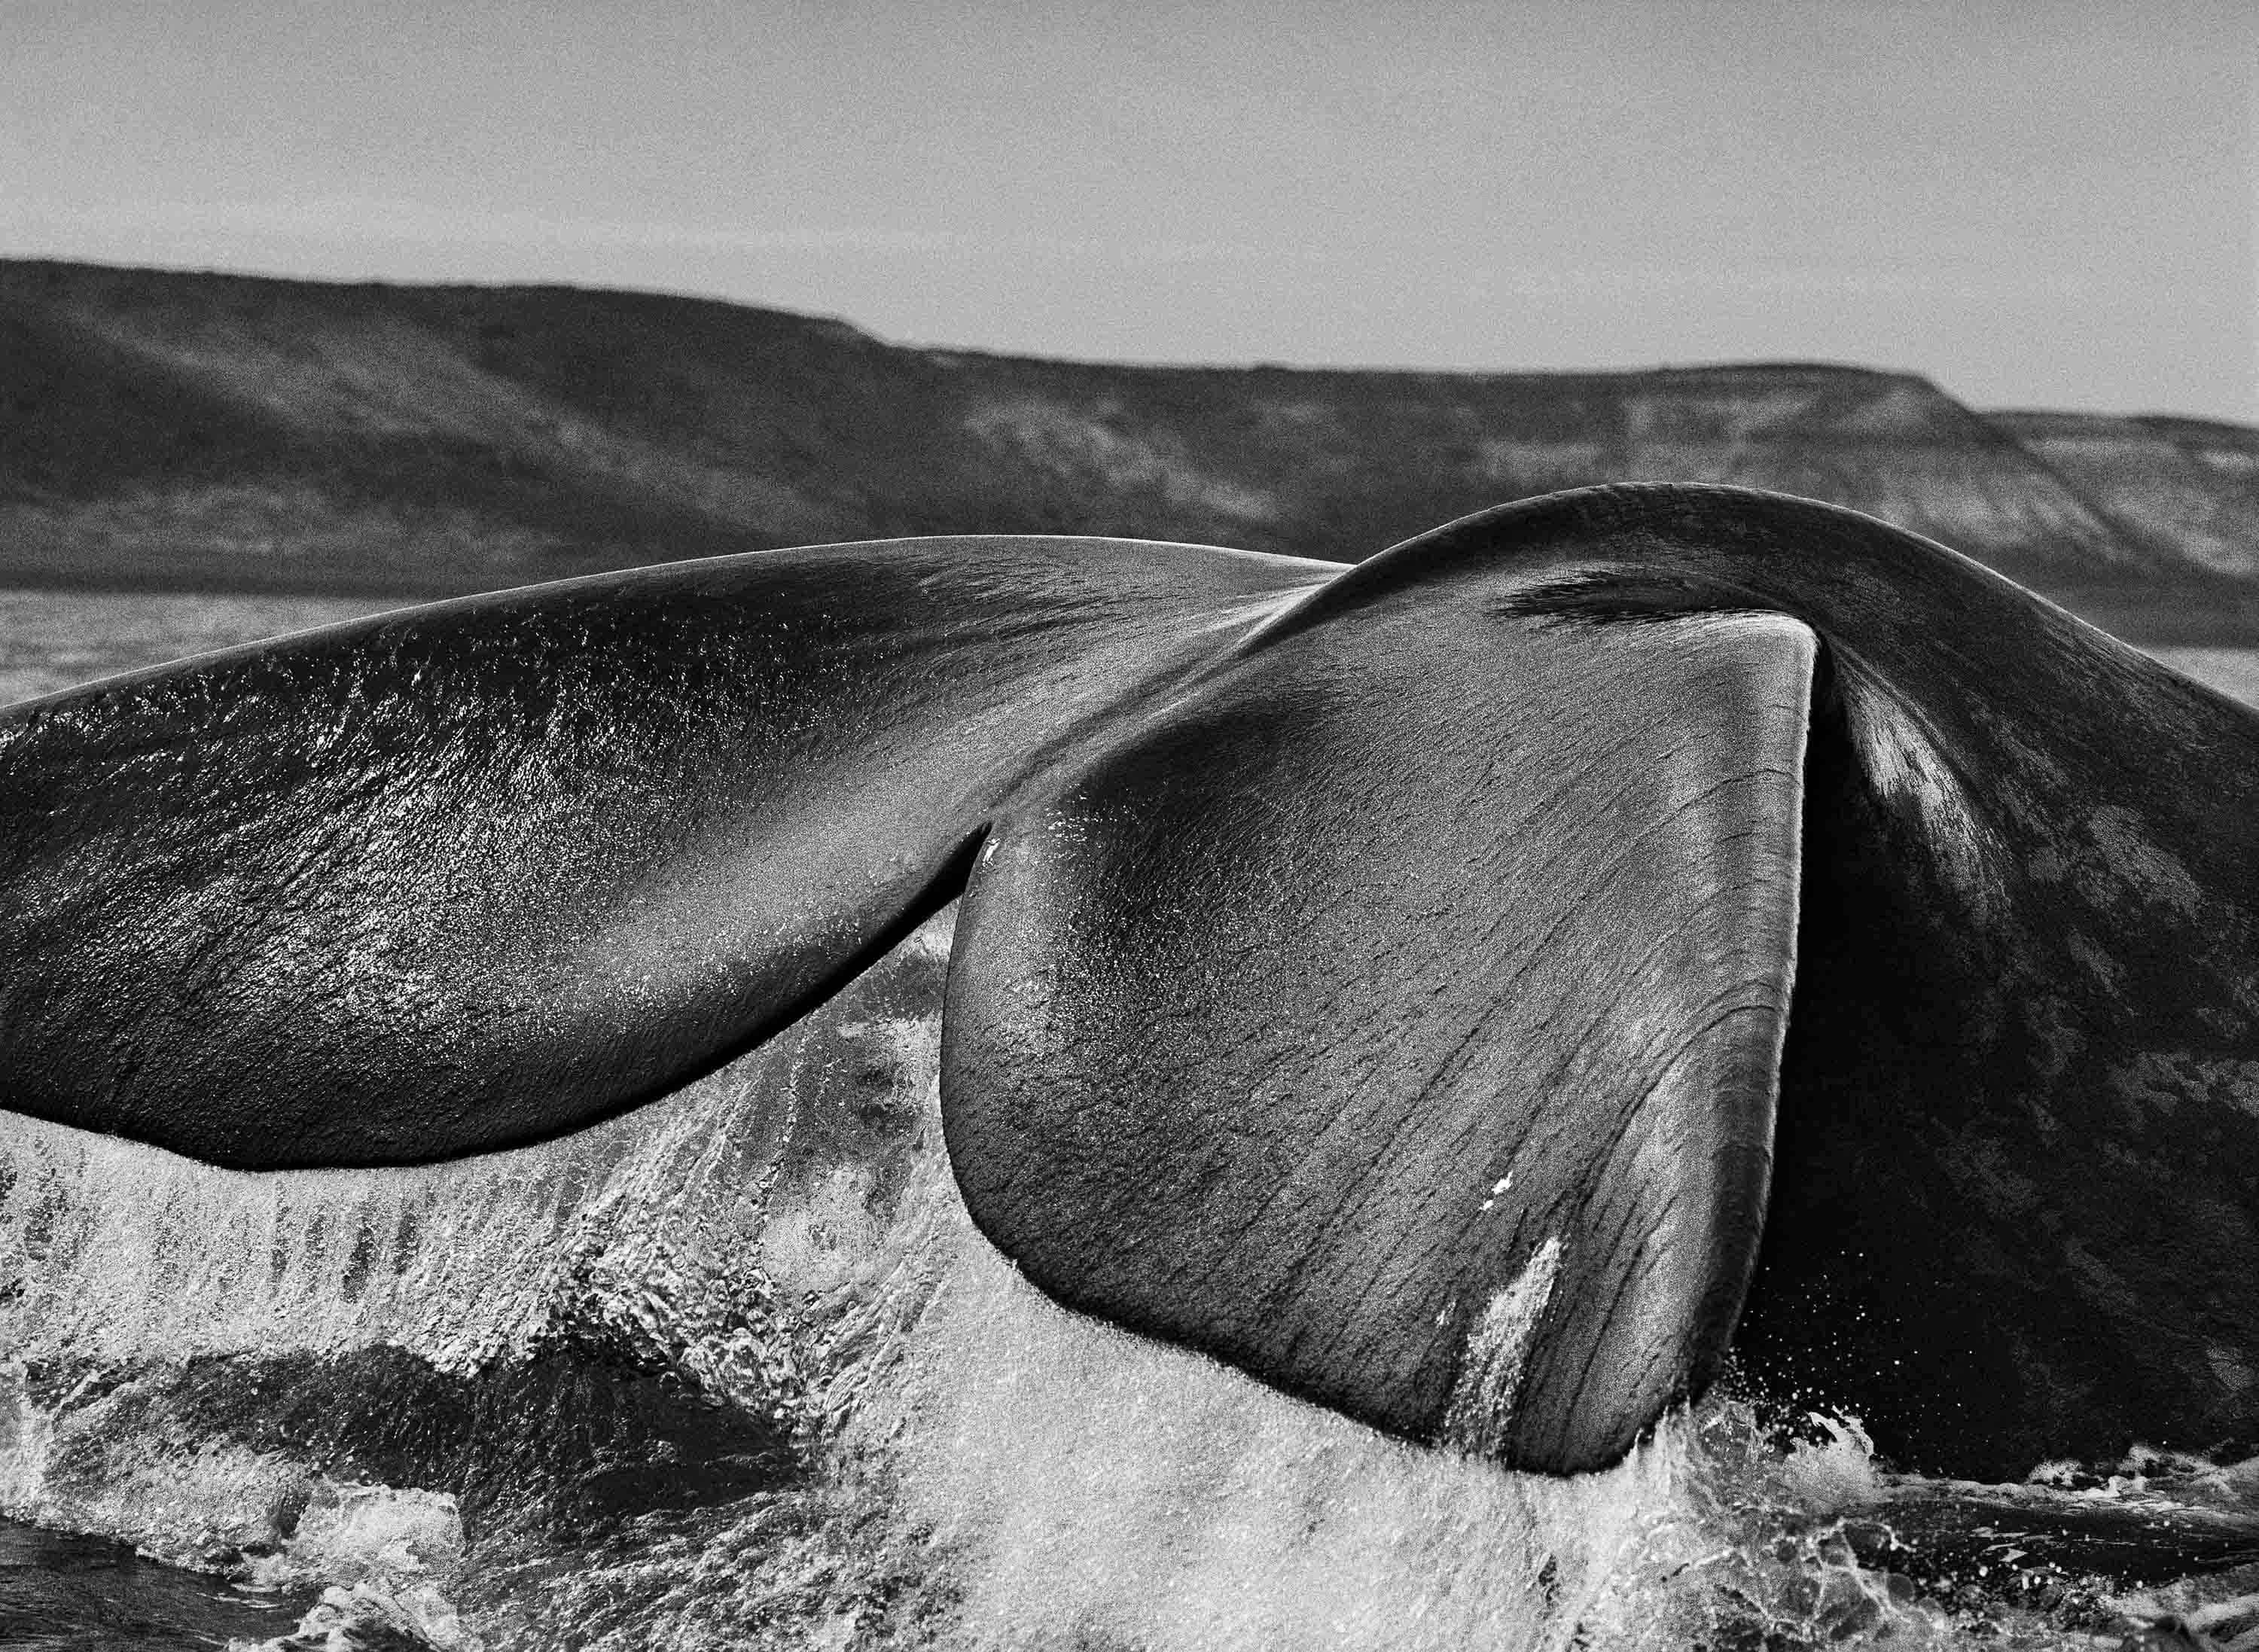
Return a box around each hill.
[4,259,2254,642]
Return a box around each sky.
[5,0,2255,422]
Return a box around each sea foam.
[0,910,2204,1650]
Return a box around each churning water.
[4,591,2259,1652]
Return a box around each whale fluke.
[945,603,1812,1472]
[2,483,2254,1480]
[0,536,1331,1165]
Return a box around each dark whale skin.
[0,482,2250,1480]
[943,600,1812,1472]
[1343,486,2259,1478]
[0,536,1334,1163]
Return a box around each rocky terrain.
[5,258,2254,642]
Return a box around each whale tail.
[4,483,2255,1479]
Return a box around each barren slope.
[4,260,2253,639]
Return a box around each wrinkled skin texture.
[0,538,1331,1163]
[945,606,1810,1471]
[0,483,2251,1479]
[1370,490,2259,1477]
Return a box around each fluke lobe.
[1,483,2252,1482]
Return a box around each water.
[0,589,397,709]
[4,590,2259,1651]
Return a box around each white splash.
[234,1482,477,1651]
[0,915,2104,1649]
[1441,1236,1564,1458]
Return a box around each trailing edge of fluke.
[0,483,2253,1480]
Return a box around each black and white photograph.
[2,2,2256,1647]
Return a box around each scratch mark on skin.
[2083,806,2205,921]
[1442,1234,1563,1457]
[1841,686,2004,919]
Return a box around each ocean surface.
[3,588,2259,1652]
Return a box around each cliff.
[5,260,2254,640]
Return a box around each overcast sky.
[5,0,2254,421]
